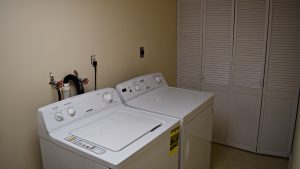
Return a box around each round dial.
[155,76,161,83]
[135,85,141,91]
[54,112,64,121]
[67,108,76,117]
[103,93,113,103]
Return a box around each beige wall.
[0,1,176,169]
[291,100,300,169]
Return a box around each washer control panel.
[52,103,77,122]
[65,135,106,155]
[38,88,121,132]
[116,72,167,102]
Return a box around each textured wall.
[0,0,176,169]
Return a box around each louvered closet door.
[229,0,269,152]
[177,0,202,90]
[258,0,300,157]
[202,0,234,144]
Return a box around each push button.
[91,147,106,155]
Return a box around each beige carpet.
[210,143,289,169]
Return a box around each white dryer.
[116,73,214,169]
[37,88,180,169]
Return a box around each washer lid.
[70,111,162,152]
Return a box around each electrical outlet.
[140,47,144,59]
[91,54,96,65]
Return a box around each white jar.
[62,83,71,99]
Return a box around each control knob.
[155,76,161,83]
[103,93,113,103]
[67,108,76,117]
[135,85,141,91]
[54,112,64,121]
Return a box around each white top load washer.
[116,73,214,169]
[37,88,180,169]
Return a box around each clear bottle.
[62,83,71,99]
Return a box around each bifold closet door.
[177,0,203,90]
[202,0,235,145]
[177,0,300,157]
[258,0,300,157]
[229,0,269,152]
[202,0,269,151]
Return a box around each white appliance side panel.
[40,138,109,169]
[70,111,162,152]
[182,106,213,169]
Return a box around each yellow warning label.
[169,126,180,156]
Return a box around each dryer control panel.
[116,72,167,102]
[38,88,121,133]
